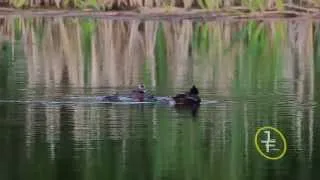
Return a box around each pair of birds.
[130,84,201,106]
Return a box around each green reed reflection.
[234,21,285,94]
[155,23,168,90]
[1,17,309,91]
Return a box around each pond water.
[0,17,319,180]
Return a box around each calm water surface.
[0,17,319,180]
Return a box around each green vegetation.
[1,0,319,13]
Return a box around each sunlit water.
[0,17,320,180]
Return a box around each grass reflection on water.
[0,16,318,180]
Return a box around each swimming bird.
[100,84,201,110]
[171,85,201,116]
[172,85,201,105]
[130,84,155,102]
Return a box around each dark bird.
[172,85,201,116]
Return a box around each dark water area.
[0,17,320,180]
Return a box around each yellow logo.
[254,126,287,160]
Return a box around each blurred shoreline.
[0,7,319,20]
